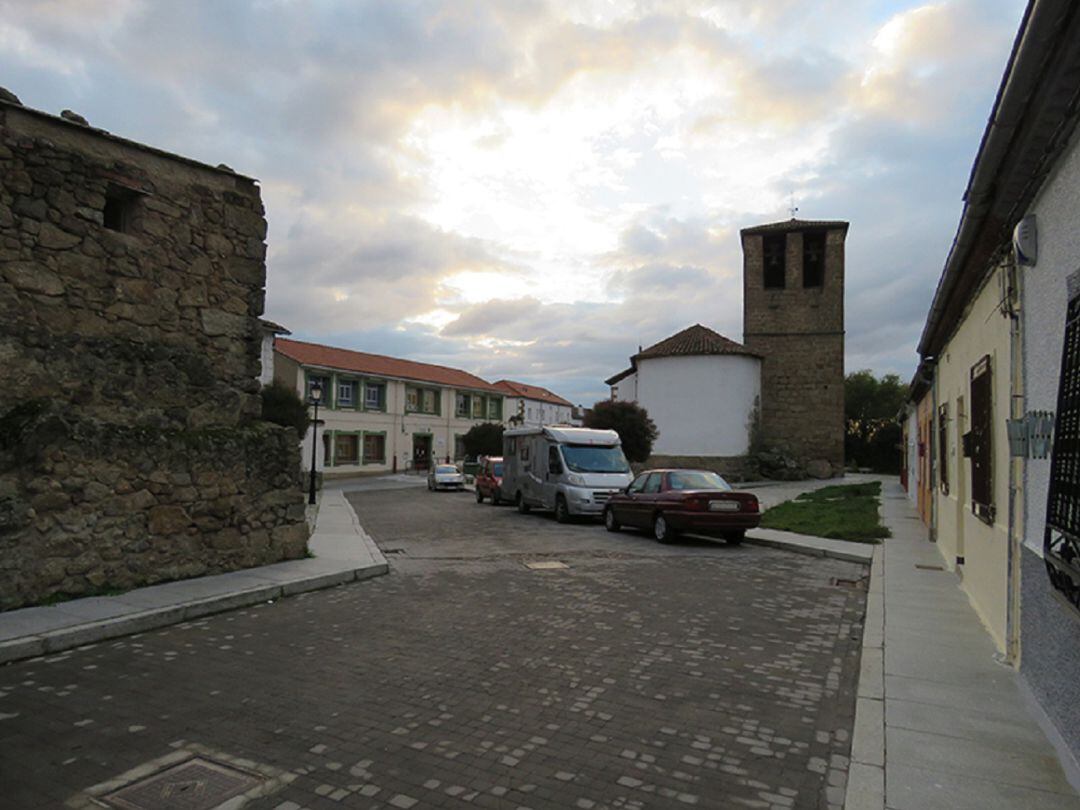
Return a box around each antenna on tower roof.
[788,191,799,220]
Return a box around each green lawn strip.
[760,481,889,543]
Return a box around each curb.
[742,533,876,565]
[0,562,389,666]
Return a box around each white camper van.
[501,426,633,522]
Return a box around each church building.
[606,218,848,478]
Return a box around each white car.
[427,464,465,491]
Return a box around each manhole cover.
[103,757,262,810]
[524,561,569,570]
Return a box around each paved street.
[0,483,867,810]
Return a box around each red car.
[475,456,505,505]
[603,469,759,544]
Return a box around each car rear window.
[493,463,503,476]
[436,465,458,473]
[668,471,731,491]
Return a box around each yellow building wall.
[933,269,1013,652]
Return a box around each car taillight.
[746,497,759,512]
[684,497,708,511]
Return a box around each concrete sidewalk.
[847,479,1080,810]
[0,489,387,665]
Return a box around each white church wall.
[637,354,760,456]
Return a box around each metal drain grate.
[103,757,262,810]
[382,548,407,555]
[915,563,945,571]
[831,577,868,590]
[524,561,569,570]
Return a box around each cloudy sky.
[1,0,1025,404]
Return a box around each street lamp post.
[308,380,323,505]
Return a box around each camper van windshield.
[561,444,630,474]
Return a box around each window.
[408,386,439,414]
[763,233,786,289]
[629,473,649,493]
[938,403,949,495]
[668,471,731,491]
[333,433,360,465]
[803,231,826,287]
[643,473,662,493]
[472,396,485,419]
[454,435,466,460]
[548,445,563,473]
[488,398,502,421]
[456,393,470,418]
[1045,293,1080,616]
[406,387,419,412]
[422,389,437,414]
[968,356,993,522]
[362,433,385,464]
[364,382,385,410]
[103,185,140,233]
[507,437,517,454]
[337,379,357,408]
[307,373,331,403]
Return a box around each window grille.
[1045,293,1080,616]
[969,355,994,522]
[938,403,949,495]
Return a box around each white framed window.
[364,382,385,410]
[337,380,356,407]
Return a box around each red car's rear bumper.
[664,511,761,535]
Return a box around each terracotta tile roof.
[604,367,635,386]
[275,338,502,393]
[634,324,760,360]
[740,218,849,236]
[493,380,574,408]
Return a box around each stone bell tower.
[741,219,847,474]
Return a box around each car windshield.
[668,471,732,491]
[560,444,630,474]
[435,465,458,474]
[492,463,504,477]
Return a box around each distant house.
[258,319,290,386]
[274,339,505,475]
[494,380,576,426]
[607,324,761,474]
[907,0,1080,765]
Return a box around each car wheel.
[516,493,531,514]
[725,530,745,545]
[654,513,677,544]
[604,507,621,532]
[491,491,501,506]
[555,495,570,524]
[476,488,484,503]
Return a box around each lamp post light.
[308,379,323,505]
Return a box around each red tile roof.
[493,380,574,408]
[275,338,503,393]
[634,324,759,360]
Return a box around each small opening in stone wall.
[103,186,141,233]
[803,230,826,287]
[763,233,786,289]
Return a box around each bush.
[463,422,504,459]
[584,400,658,463]
[260,381,309,438]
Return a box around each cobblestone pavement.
[0,486,867,810]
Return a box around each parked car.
[602,469,759,544]
[428,464,465,491]
[475,456,505,504]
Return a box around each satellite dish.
[1013,215,1037,266]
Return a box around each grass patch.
[760,481,889,543]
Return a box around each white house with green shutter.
[273,338,504,476]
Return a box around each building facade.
[607,324,762,475]
[741,219,847,475]
[494,380,576,427]
[274,339,505,476]
[908,0,1080,765]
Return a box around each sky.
[0,0,1027,405]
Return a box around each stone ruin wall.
[0,101,308,609]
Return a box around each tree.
[260,380,309,438]
[584,400,658,463]
[462,422,504,459]
[844,370,906,473]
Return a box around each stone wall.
[0,98,308,608]
[637,454,753,482]
[742,225,846,473]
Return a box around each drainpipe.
[1005,252,1025,666]
[930,362,938,544]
